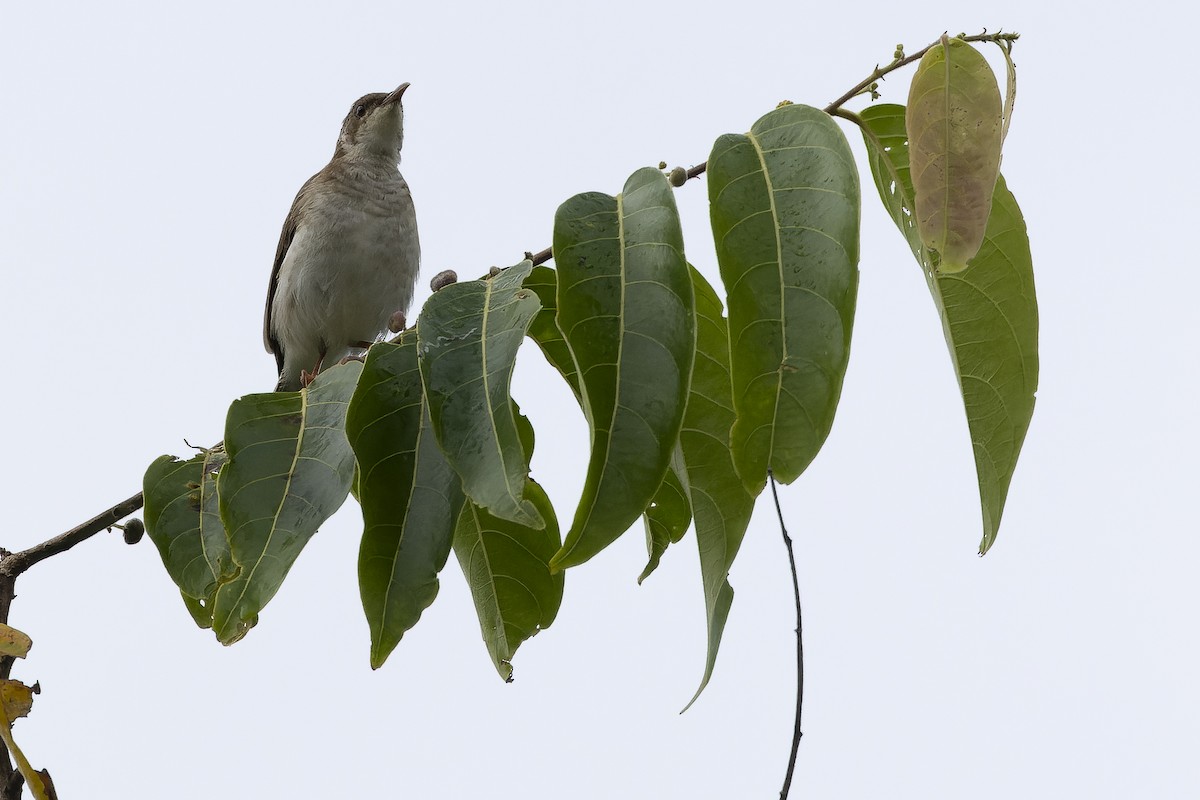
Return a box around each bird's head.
[334,82,409,162]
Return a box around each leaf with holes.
[210,362,362,644]
[708,103,860,495]
[906,36,1004,272]
[859,103,1038,553]
[454,479,563,681]
[549,167,695,571]
[417,260,543,529]
[347,334,465,669]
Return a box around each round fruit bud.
[388,310,407,333]
[668,167,688,187]
[123,518,145,545]
[488,266,502,277]
[430,270,458,291]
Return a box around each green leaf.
[524,265,581,399]
[417,260,543,529]
[906,36,1004,272]
[707,103,860,494]
[346,336,465,669]
[549,166,695,571]
[638,453,691,584]
[210,362,362,644]
[679,266,756,710]
[527,264,693,582]
[454,479,564,681]
[143,447,232,625]
[858,103,1038,553]
[181,593,214,629]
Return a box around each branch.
[0,492,138,799]
[769,470,804,800]
[0,492,144,582]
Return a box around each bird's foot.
[338,354,367,367]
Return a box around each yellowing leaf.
[906,36,1004,272]
[0,684,52,800]
[0,624,31,658]
[0,680,34,722]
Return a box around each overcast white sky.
[1,1,1196,798]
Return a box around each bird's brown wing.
[263,174,319,374]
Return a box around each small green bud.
[668,166,688,187]
[658,161,668,170]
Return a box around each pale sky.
[1,1,1196,798]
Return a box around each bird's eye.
[354,104,367,118]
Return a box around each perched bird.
[264,83,420,391]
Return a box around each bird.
[263,82,420,391]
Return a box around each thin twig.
[525,32,1017,270]
[768,470,804,800]
[0,492,144,582]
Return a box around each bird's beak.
[383,82,410,106]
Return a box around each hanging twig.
[768,470,804,799]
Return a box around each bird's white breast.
[272,166,419,374]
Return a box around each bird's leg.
[300,349,327,389]
[331,340,374,370]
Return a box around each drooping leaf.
[906,36,1004,272]
[0,685,51,800]
[346,335,465,669]
[550,166,695,571]
[526,265,694,581]
[638,451,691,584]
[454,479,564,681]
[180,593,214,629]
[211,362,362,644]
[143,447,232,626]
[679,266,756,710]
[0,624,31,659]
[859,103,1038,553]
[708,103,860,495]
[417,260,543,529]
[524,265,580,399]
